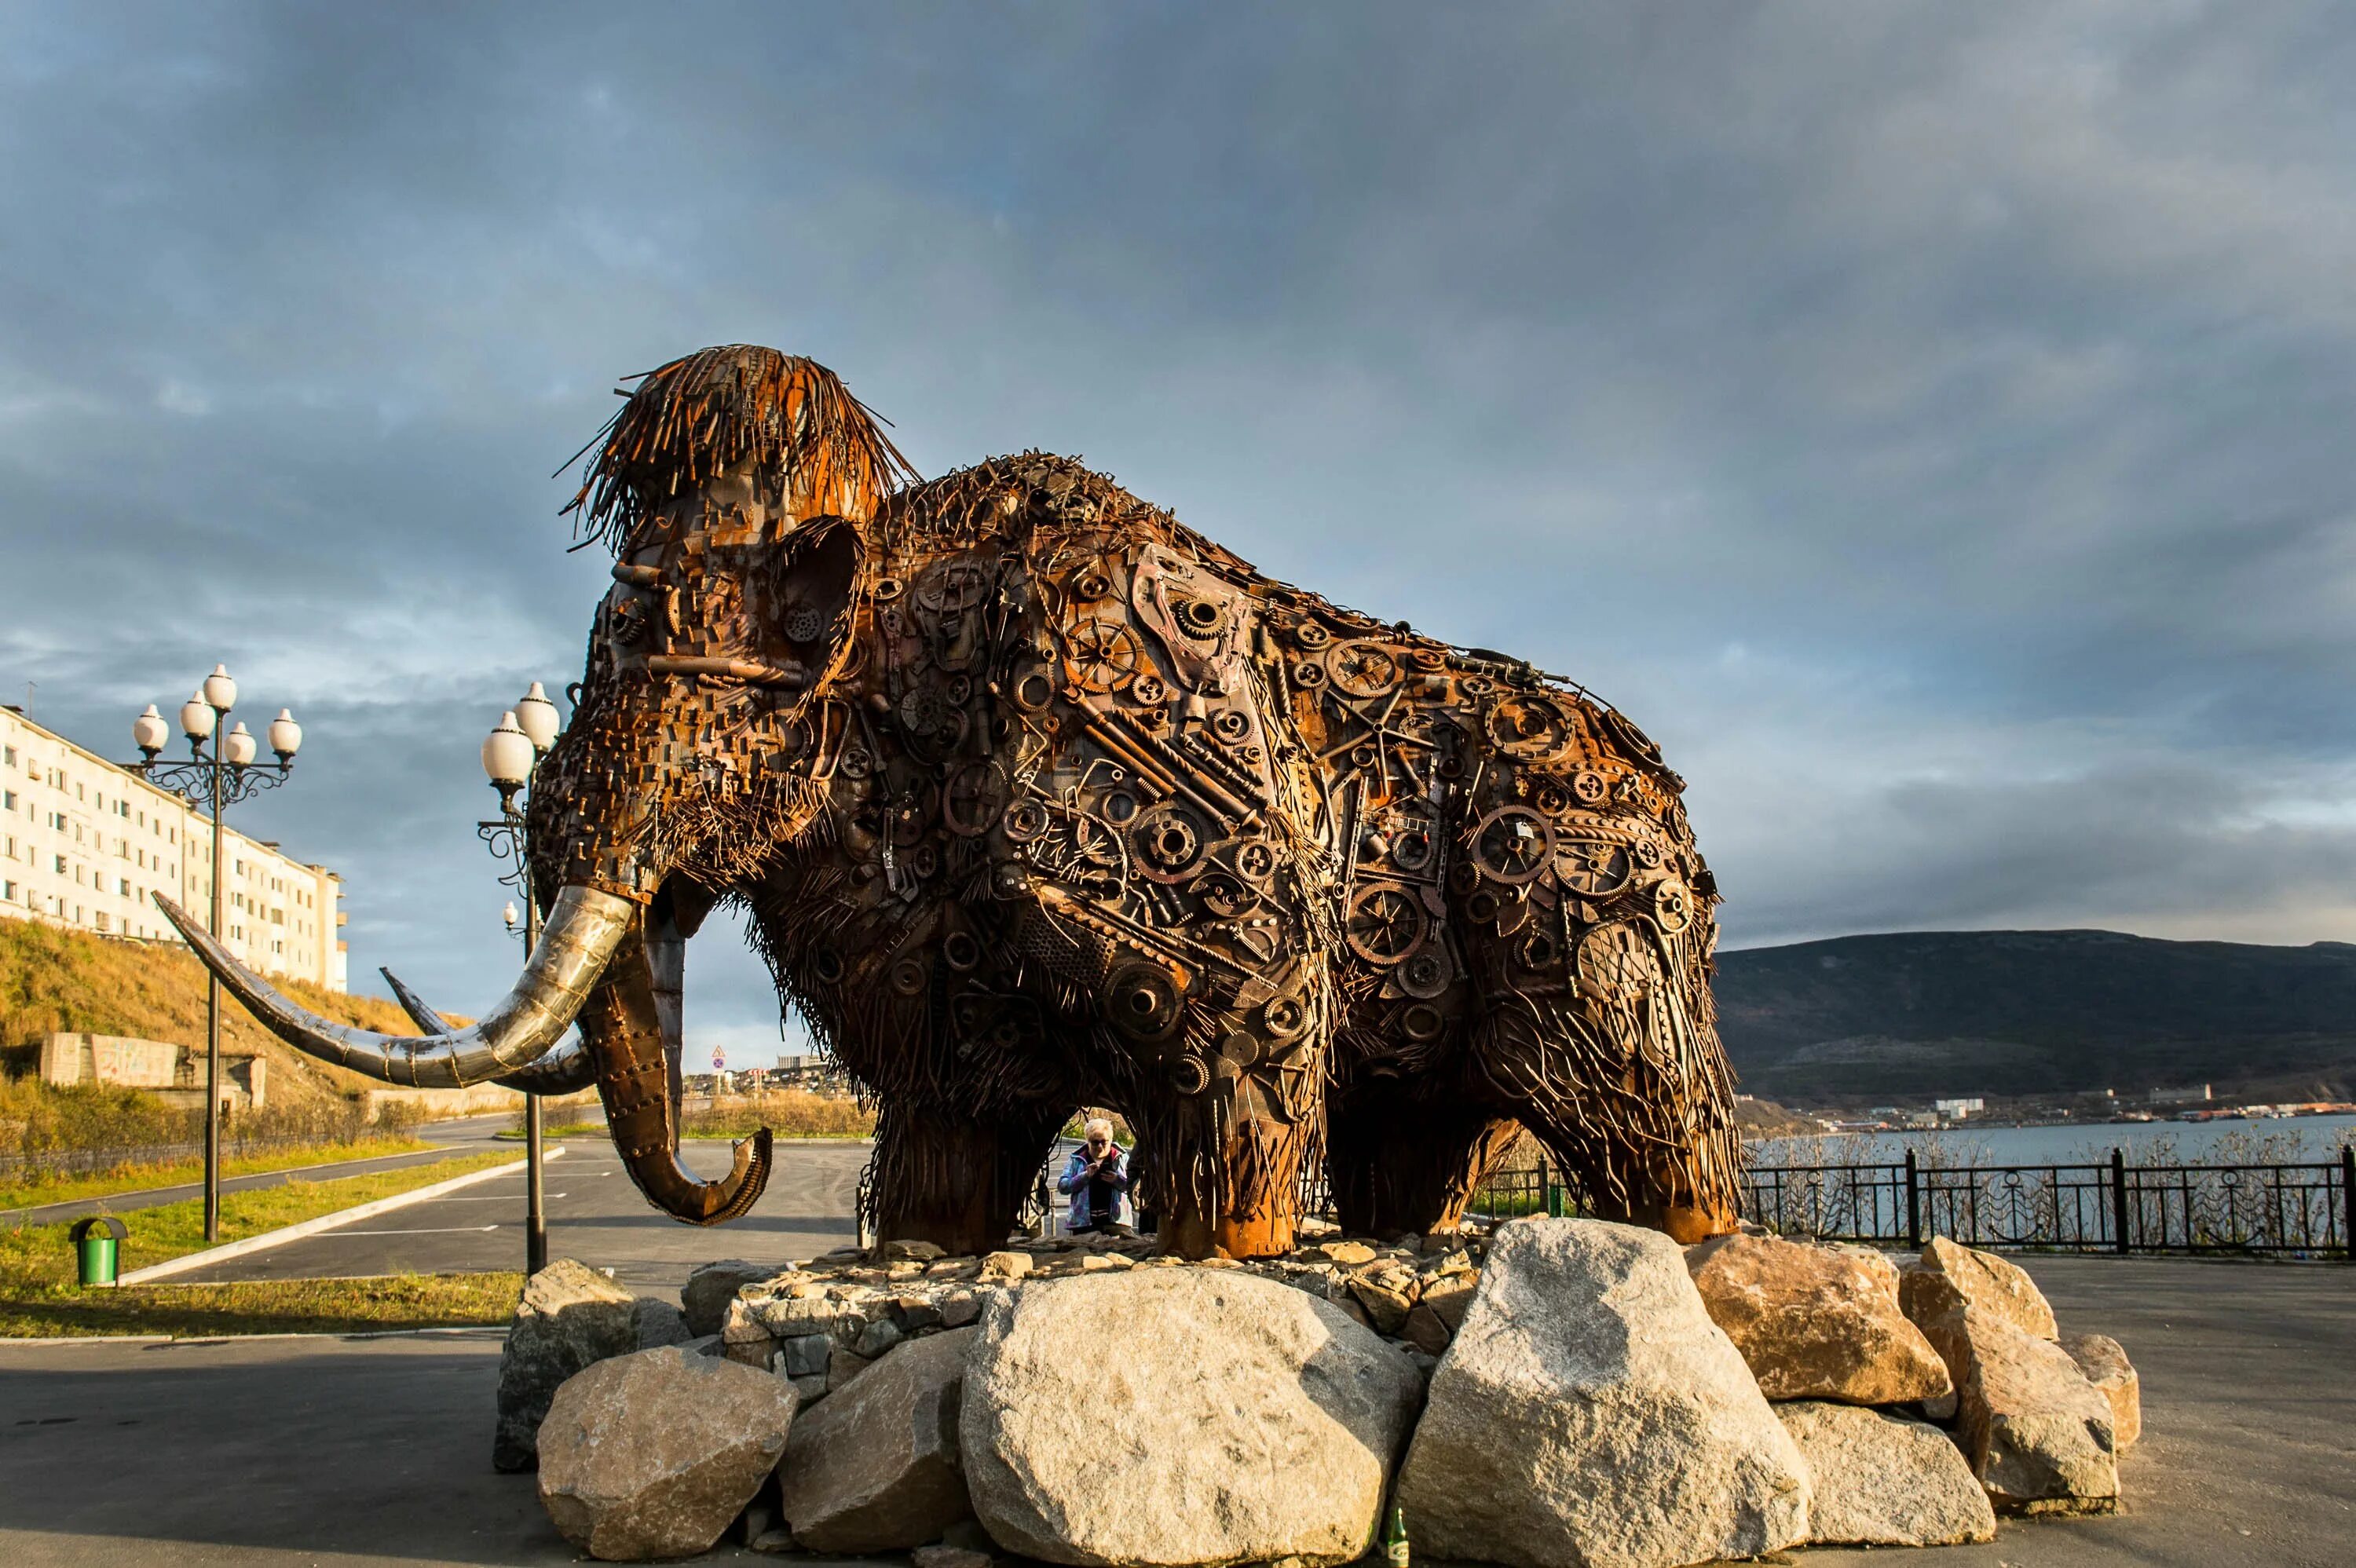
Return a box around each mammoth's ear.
[752,514,864,674]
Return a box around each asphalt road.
[163,1130,873,1292]
[0,1255,2349,1567]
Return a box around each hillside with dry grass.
[0,916,426,1106]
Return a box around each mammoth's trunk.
[576,914,770,1224]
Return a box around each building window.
[53,854,66,874]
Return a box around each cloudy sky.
[5,4,2352,1064]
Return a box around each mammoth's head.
[530,345,916,908]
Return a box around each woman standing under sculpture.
[1059,1119,1132,1234]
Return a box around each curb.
[117,1149,564,1285]
[0,1325,510,1347]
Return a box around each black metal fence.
[1744,1146,2356,1259]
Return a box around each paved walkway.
[1,1117,514,1230]
[0,1255,2348,1566]
[160,1136,871,1292]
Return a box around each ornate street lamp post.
[480,682,562,1274]
[126,665,302,1242]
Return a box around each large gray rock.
[1687,1233,1950,1405]
[1910,1275,2117,1514]
[1396,1219,1811,1568]
[635,1299,694,1350]
[537,1346,799,1561]
[1902,1235,2059,1339]
[1775,1401,1996,1546]
[495,1259,643,1472]
[2065,1332,2142,1449]
[780,1327,979,1552]
[681,1259,776,1338]
[960,1268,1422,1566]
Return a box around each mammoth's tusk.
[153,885,635,1088]
[379,967,601,1096]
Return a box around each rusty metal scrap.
[170,343,1741,1257]
[516,344,1746,1256]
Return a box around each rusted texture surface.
[511,344,1741,1254]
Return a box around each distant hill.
[1713,929,2356,1104]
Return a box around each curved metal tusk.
[153,885,635,1088]
[380,966,600,1096]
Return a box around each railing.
[1744,1146,2356,1258]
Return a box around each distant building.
[0,705,347,991]
[1933,1097,1985,1119]
[2149,1084,2212,1106]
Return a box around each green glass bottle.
[1382,1504,1410,1568]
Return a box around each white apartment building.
[0,704,348,992]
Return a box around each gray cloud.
[5,2,2353,1058]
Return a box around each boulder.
[494,1259,643,1472]
[961,1267,1421,1566]
[635,1299,693,1351]
[1395,1219,1810,1568]
[536,1346,799,1561]
[1686,1233,1950,1404]
[1419,1274,1476,1332]
[1775,1401,1996,1546]
[2064,1332,2142,1449]
[1902,1235,2058,1339]
[779,1326,979,1552]
[1909,1275,2117,1514]
[681,1259,776,1338]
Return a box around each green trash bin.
[69,1215,128,1288]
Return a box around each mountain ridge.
[1712,927,2356,1103]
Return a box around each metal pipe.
[642,655,808,687]
[206,745,224,1243]
[524,884,546,1274]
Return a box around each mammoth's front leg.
[1150,1074,1318,1261]
[1326,1076,1520,1241]
[576,917,772,1224]
[868,1097,1066,1258]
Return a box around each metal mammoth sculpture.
[161,344,1743,1259]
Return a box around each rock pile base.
[510,1219,2142,1564]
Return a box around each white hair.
[1084,1117,1114,1141]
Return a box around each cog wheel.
[1652,876,1694,934]
[1233,841,1277,883]
[1104,961,1185,1041]
[1487,693,1577,761]
[1327,640,1402,699]
[1131,802,1207,883]
[1555,838,1633,899]
[1470,806,1555,886]
[1345,885,1428,967]
[1066,617,1147,692]
[779,601,830,642]
[1173,597,1228,639]
[941,762,1010,837]
[1399,947,1451,999]
[1571,769,1611,806]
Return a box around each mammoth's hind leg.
[1326,1076,1519,1241]
[866,1096,1068,1257]
[1471,988,1740,1244]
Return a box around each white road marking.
[322,1225,502,1236]
[426,1193,567,1202]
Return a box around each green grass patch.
[682,1090,873,1140]
[494,1122,603,1141]
[1,1151,518,1304]
[0,1271,524,1338]
[0,1135,436,1212]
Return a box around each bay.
[1751,1112,2356,1169]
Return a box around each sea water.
[1751,1112,2356,1168]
